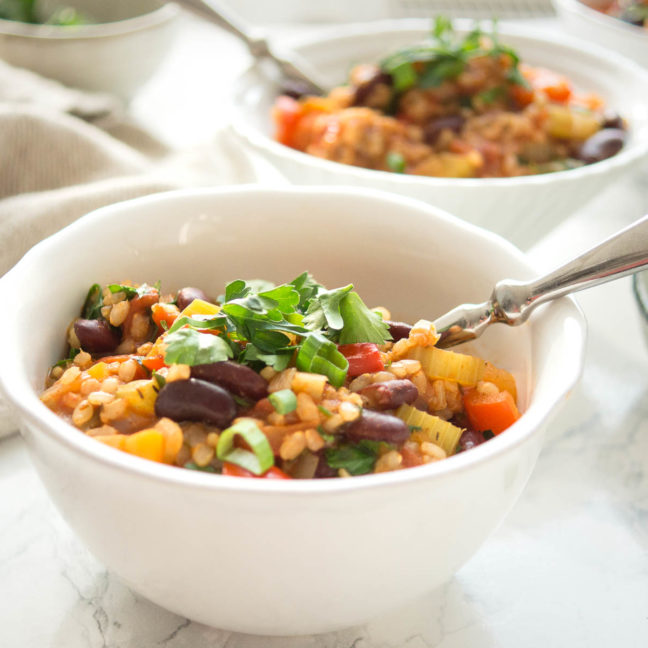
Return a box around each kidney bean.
[314,453,338,479]
[423,115,465,145]
[155,378,236,427]
[458,429,485,452]
[345,410,410,445]
[190,361,268,402]
[386,320,412,341]
[577,128,626,165]
[176,287,210,312]
[73,319,120,353]
[353,69,393,106]
[359,380,418,410]
[602,111,624,130]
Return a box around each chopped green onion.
[386,151,406,173]
[269,389,298,414]
[296,333,348,388]
[216,419,274,475]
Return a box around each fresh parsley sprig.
[379,16,528,94]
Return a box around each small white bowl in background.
[0,186,585,635]
[0,0,179,100]
[230,20,648,249]
[554,0,648,69]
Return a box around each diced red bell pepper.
[142,355,166,372]
[272,95,304,148]
[338,342,385,377]
[151,302,180,332]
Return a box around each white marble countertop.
[1,12,647,648]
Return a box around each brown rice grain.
[305,428,325,452]
[109,300,130,327]
[100,398,127,423]
[192,443,215,467]
[339,401,361,422]
[87,391,115,406]
[100,377,120,394]
[167,364,190,382]
[73,351,92,369]
[80,378,102,396]
[118,359,138,382]
[61,392,82,409]
[72,400,94,427]
[268,368,296,393]
[279,431,306,460]
[60,366,81,385]
[374,450,403,473]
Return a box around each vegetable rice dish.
[42,274,521,479]
[273,18,627,178]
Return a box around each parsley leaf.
[325,440,383,475]
[304,284,353,331]
[81,284,103,320]
[337,292,392,345]
[108,283,159,301]
[290,272,323,308]
[164,328,233,366]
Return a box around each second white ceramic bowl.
[554,0,648,69]
[0,187,585,635]
[231,20,648,249]
[0,0,179,99]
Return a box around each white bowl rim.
[231,18,648,189]
[0,185,586,496]
[0,1,179,40]
[554,0,648,42]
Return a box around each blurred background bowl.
[230,19,648,249]
[0,0,179,100]
[554,0,648,69]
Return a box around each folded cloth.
[0,61,262,437]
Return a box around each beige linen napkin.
[0,60,262,437]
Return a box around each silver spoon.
[435,215,648,349]
[174,0,325,95]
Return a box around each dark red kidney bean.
[423,115,465,145]
[345,410,410,445]
[73,319,120,353]
[176,287,210,311]
[458,429,485,452]
[386,320,412,341]
[359,380,418,410]
[314,453,338,479]
[155,378,236,427]
[191,361,268,401]
[354,70,393,106]
[602,111,624,130]
[578,128,626,165]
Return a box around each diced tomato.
[151,302,179,332]
[338,343,385,377]
[463,387,520,435]
[142,355,166,371]
[272,96,304,148]
[510,83,535,108]
[222,463,292,479]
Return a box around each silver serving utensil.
[174,0,326,95]
[435,216,648,348]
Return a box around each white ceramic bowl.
[0,0,179,100]
[230,20,648,249]
[0,187,585,635]
[554,0,648,68]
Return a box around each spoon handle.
[175,0,325,93]
[435,215,648,348]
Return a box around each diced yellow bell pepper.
[546,105,601,140]
[87,361,109,381]
[179,298,221,318]
[116,379,159,416]
[124,429,165,463]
